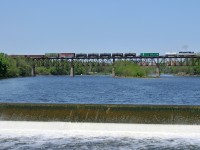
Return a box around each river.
[0,75,200,149]
[0,75,200,105]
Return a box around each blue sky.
[0,0,200,55]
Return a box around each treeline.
[0,53,32,78]
[161,66,200,76]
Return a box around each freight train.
[10,53,136,58]
[9,51,199,58]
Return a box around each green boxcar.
[45,53,59,58]
[140,53,159,57]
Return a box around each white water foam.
[0,121,200,139]
[1,121,200,149]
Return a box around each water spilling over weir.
[1,103,200,149]
[0,103,200,124]
[1,76,200,149]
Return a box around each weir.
[0,103,200,124]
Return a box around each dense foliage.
[0,53,32,78]
[114,61,150,77]
[0,53,8,78]
[161,66,200,76]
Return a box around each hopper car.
[100,53,112,59]
[124,53,136,58]
[112,53,123,58]
[76,53,87,58]
[88,53,99,59]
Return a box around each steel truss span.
[29,56,200,66]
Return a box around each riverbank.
[175,72,200,77]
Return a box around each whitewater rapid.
[1,121,200,149]
[0,121,200,138]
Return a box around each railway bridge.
[10,53,200,77]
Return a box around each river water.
[0,75,200,149]
[0,75,200,105]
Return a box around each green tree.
[16,57,32,77]
[193,66,200,75]
[0,53,8,78]
[114,61,146,77]
[6,57,19,77]
[35,67,51,75]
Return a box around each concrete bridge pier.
[112,67,115,77]
[156,65,160,77]
[112,59,115,77]
[31,64,36,76]
[70,61,74,77]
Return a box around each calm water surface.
[0,75,200,105]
